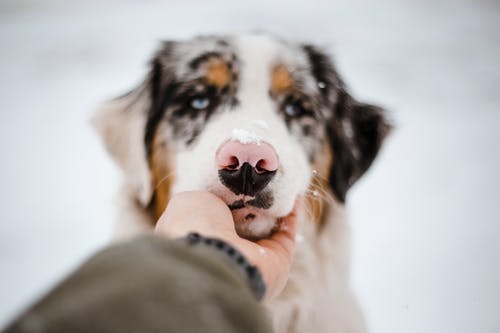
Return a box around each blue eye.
[284,102,304,117]
[190,96,210,110]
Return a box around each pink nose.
[216,140,279,173]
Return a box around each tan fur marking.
[314,141,333,178]
[150,125,175,222]
[306,142,333,229]
[205,59,231,88]
[271,65,294,94]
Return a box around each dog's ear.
[92,53,167,206]
[92,84,153,206]
[327,90,391,202]
[302,44,391,202]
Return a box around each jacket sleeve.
[4,235,273,333]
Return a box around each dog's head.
[94,34,390,239]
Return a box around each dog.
[93,34,390,333]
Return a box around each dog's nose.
[216,141,279,196]
[216,141,279,172]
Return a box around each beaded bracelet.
[183,232,266,300]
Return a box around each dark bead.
[215,240,225,249]
[187,232,201,244]
[236,255,245,264]
[246,265,257,277]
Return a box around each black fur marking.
[302,45,342,102]
[228,200,245,210]
[227,193,274,211]
[303,45,389,202]
[350,102,391,173]
[328,90,390,202]
[144,57,180,158]
[189,51,222,69]
[185,128,201,146]
[326,120,355,202]
[247,192,274,210]
[302,124,312,136]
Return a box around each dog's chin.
[206,186,287,239]
[231,207,276,240]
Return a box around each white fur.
[94,34,366,333]
[92,89,153,206]
[251,119,270,129]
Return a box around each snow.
[231,128,262,145]
[0,0,499,332]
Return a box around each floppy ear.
[327,90,391,202]
[92,47,171,206]
[93,42,177,207]
[92,83,153,206]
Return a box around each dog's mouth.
[227,191,274,211]
[227,192,274,226]
[222,191,277,239]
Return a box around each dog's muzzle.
[216,140,278,197]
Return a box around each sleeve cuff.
[179,232,266,300]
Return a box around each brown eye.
[190,96,210,110]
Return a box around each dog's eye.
[284,101,306,118]
[190,96,210,110]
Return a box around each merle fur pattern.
[142,38,389,203]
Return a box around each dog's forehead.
[172,35,316,93]
[233,34,306,68]
[175,35,305,64]
[234,35,316,95]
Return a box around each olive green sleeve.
[4,235,273,333]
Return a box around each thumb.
[155,191,236,240]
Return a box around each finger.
[155,191,235,238]
[160,191,231,222]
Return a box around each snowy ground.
[0,0,499,331]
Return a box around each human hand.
[154,191,299,300]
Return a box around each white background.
[1,0,499,332]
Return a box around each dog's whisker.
[303,186,324,223]
[308,170,336,202]
[154,171,174,190]
[303,177,338,224]
[306,188,321,198]
[303,203,315,221]
[306,183,329,201]
[311,171,329,184]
